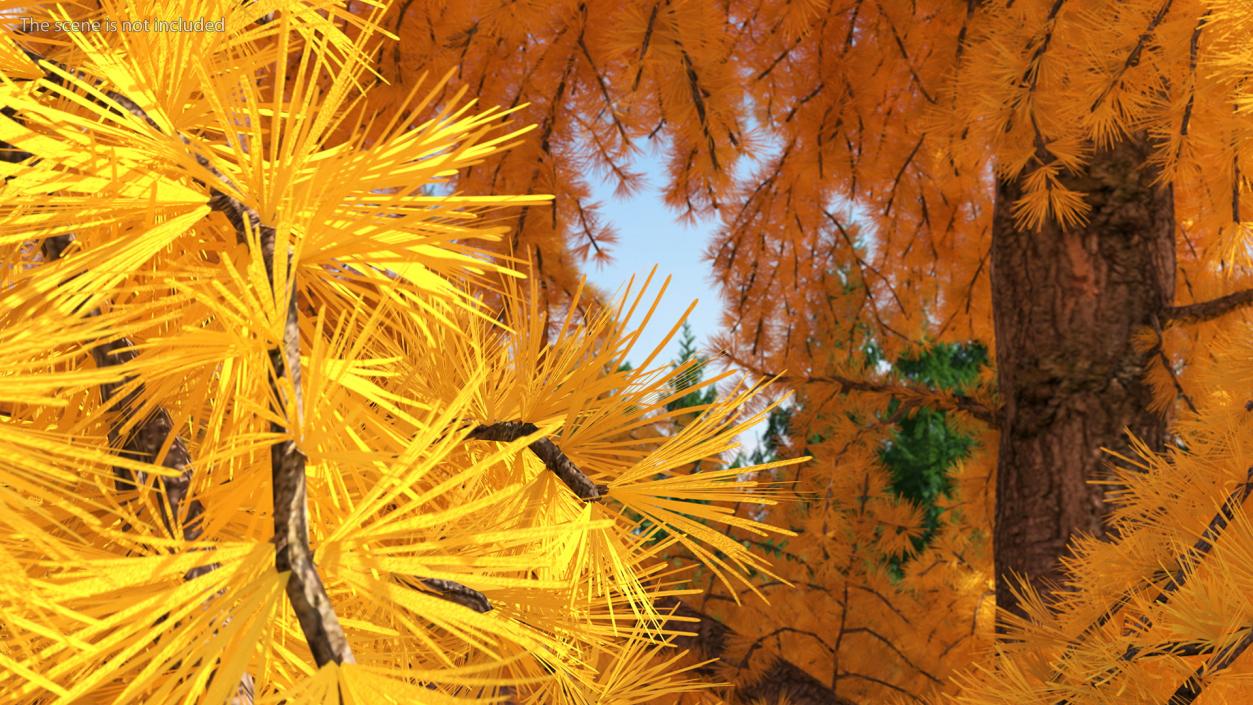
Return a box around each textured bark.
[258,225,355,667]
[27,50,452,671]
[161,89,355,664]
[990,133,1175,620]
[417,577,492,613]
[468,421,608,500]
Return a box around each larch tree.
[0,1,802,703]
[5,1,1253,704]
[368,1,1253,704]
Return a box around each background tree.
[367,1,1253,703]
[667,323,719,426]
[8,1,1253,703]
[880,342,987,568]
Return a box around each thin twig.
[1164,629,1253,705]
[1163,288,1253,325]
[675,41,720,173]
[39,233,243,699]
[1089,0,1174,113]
[1048,466,1253,703]
[719,350,1000,427]
[657,597,859,705]
[1149,315,1198,414]
[418,578,492,613]
[467,421,607,501]
[38,235,206,553]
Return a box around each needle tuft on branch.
[467,421,608,501]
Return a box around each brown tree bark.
[990,133,1175,621]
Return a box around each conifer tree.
[666,323,718,424]
[0,3,799,703]
[368,2,1253,703]
[8,1,1253,704]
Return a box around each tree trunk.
[990,133,1175,621]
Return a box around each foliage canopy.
[4,1,1253,704]
[0,2,798,703]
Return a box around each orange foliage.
[8,0,1253,702]
[364,3,994,702]
[361,2,1253,703]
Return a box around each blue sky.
[581,147,724,369]
[581,146,772,458]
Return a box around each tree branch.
[242,214,354,667]
[418,578,492,613]
[1124,637,1223,661]
[35,48,351,669]
[39,235,205,547]
[20,47,512,672]
[1144,465,1253,611]
[1164,629,1253,705]
[1089,0,1174,113]
[39,233,249,700]
[630,2,660,91]
[675,41,721,173]
[719,350,1001,428]
[659,597,860,705]
[467,421,607,501]
[1068,631,1245,695]
[42,47,354,669]
[1163,288,1253,325]
[875,0,936,105]
[1049,465,1253,703]
[1149,315,1198,414]
[576,23,628,143]
[16,46,356,677]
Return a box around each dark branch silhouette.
[1163,288,1253,325]
[468,421,608,501]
